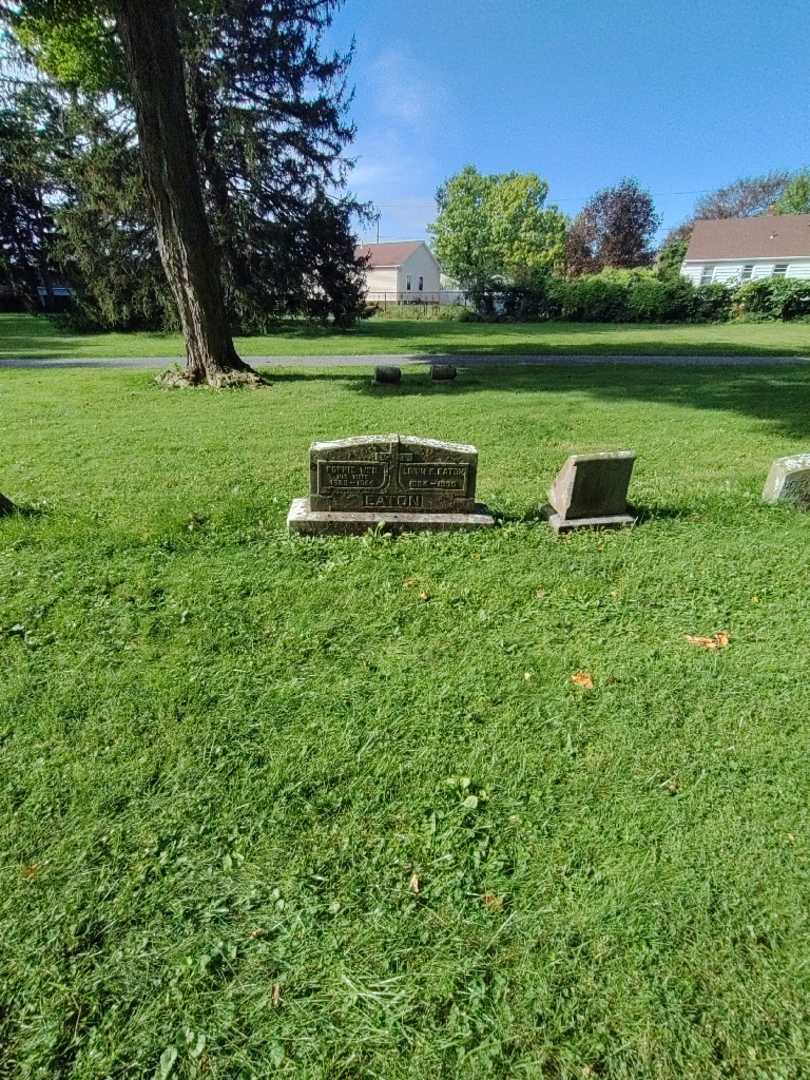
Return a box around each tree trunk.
[114,0,260,386]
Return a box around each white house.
[681,214,810,285]
[356,240,452,303]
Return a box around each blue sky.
[325,0,810,244]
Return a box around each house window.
[418,275,424,291]
[773,263,788,277]
[700,265,715,285]
[741,264,754,281]
[405,275,412,291]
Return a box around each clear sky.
[325,0,810,244]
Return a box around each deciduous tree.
[773,170,810,215]
[566,178,659,275]
[693,172,790,220]
[429,165,565,293]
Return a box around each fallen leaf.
[21,864,37,879]
[409,872,420,894]
[272,983,282,1007]
[523,671,533,681]
[685,632,730,650]
[248,927,265,939]
[571,672,594,689]
[751,596,760,604]
[482,892,504,912]
[418,591,430,602]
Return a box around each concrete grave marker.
[762,453,810,508]
[288,434,495,535]
[544,451,636,533]
[374,365,401,385]
[0,492,15,516]
[431,364,457,381]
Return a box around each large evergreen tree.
[0,85,58,311]
[1,0,367,379]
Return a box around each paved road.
[1,352,808,370]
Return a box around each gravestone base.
[543,505,636,534]
[288,496,495,536]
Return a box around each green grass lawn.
[1,310,809,358]
[3,363,810,1077]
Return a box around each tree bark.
[114,0,260,386]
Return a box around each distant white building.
[355,241,464,304]
[681,214,810,285]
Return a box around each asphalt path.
[1,353,808,370]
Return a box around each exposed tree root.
[156,365,268,389]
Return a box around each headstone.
[431,364,457,381]
[762,454,810,508]
[374,365,401,385]
[544,451,636,533]
[288,434,495,535]
[0,492,15,516]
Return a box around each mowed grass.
[1,310,810,359]
[3,363,810,1078]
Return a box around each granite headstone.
[762,453,810,508]
[544,451,636,533]
[288,434,495,535]
[0,492,15,516]
[374,365,401,385]
[431,364,457,381]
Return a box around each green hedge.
[463,270,810,324]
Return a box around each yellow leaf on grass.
[685,632,730,650]
[409,872,420,894]
[482,892,504,912]
[571,672,594,689]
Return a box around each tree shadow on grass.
[266,364,810,441]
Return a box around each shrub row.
[460,270,810,324]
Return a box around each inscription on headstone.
[762,453,810,508]
[288,434,494,535]
[544,451,636,533]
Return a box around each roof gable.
[355,241,429,268]
[685,214,810,261]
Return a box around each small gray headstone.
[0,492,15,517]
[288,434,494,535]
[374,365,401,385]
[545,451,636,533]
[431,364,457,381]
[762,454,810,508]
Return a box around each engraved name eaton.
[308,434,478,514]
